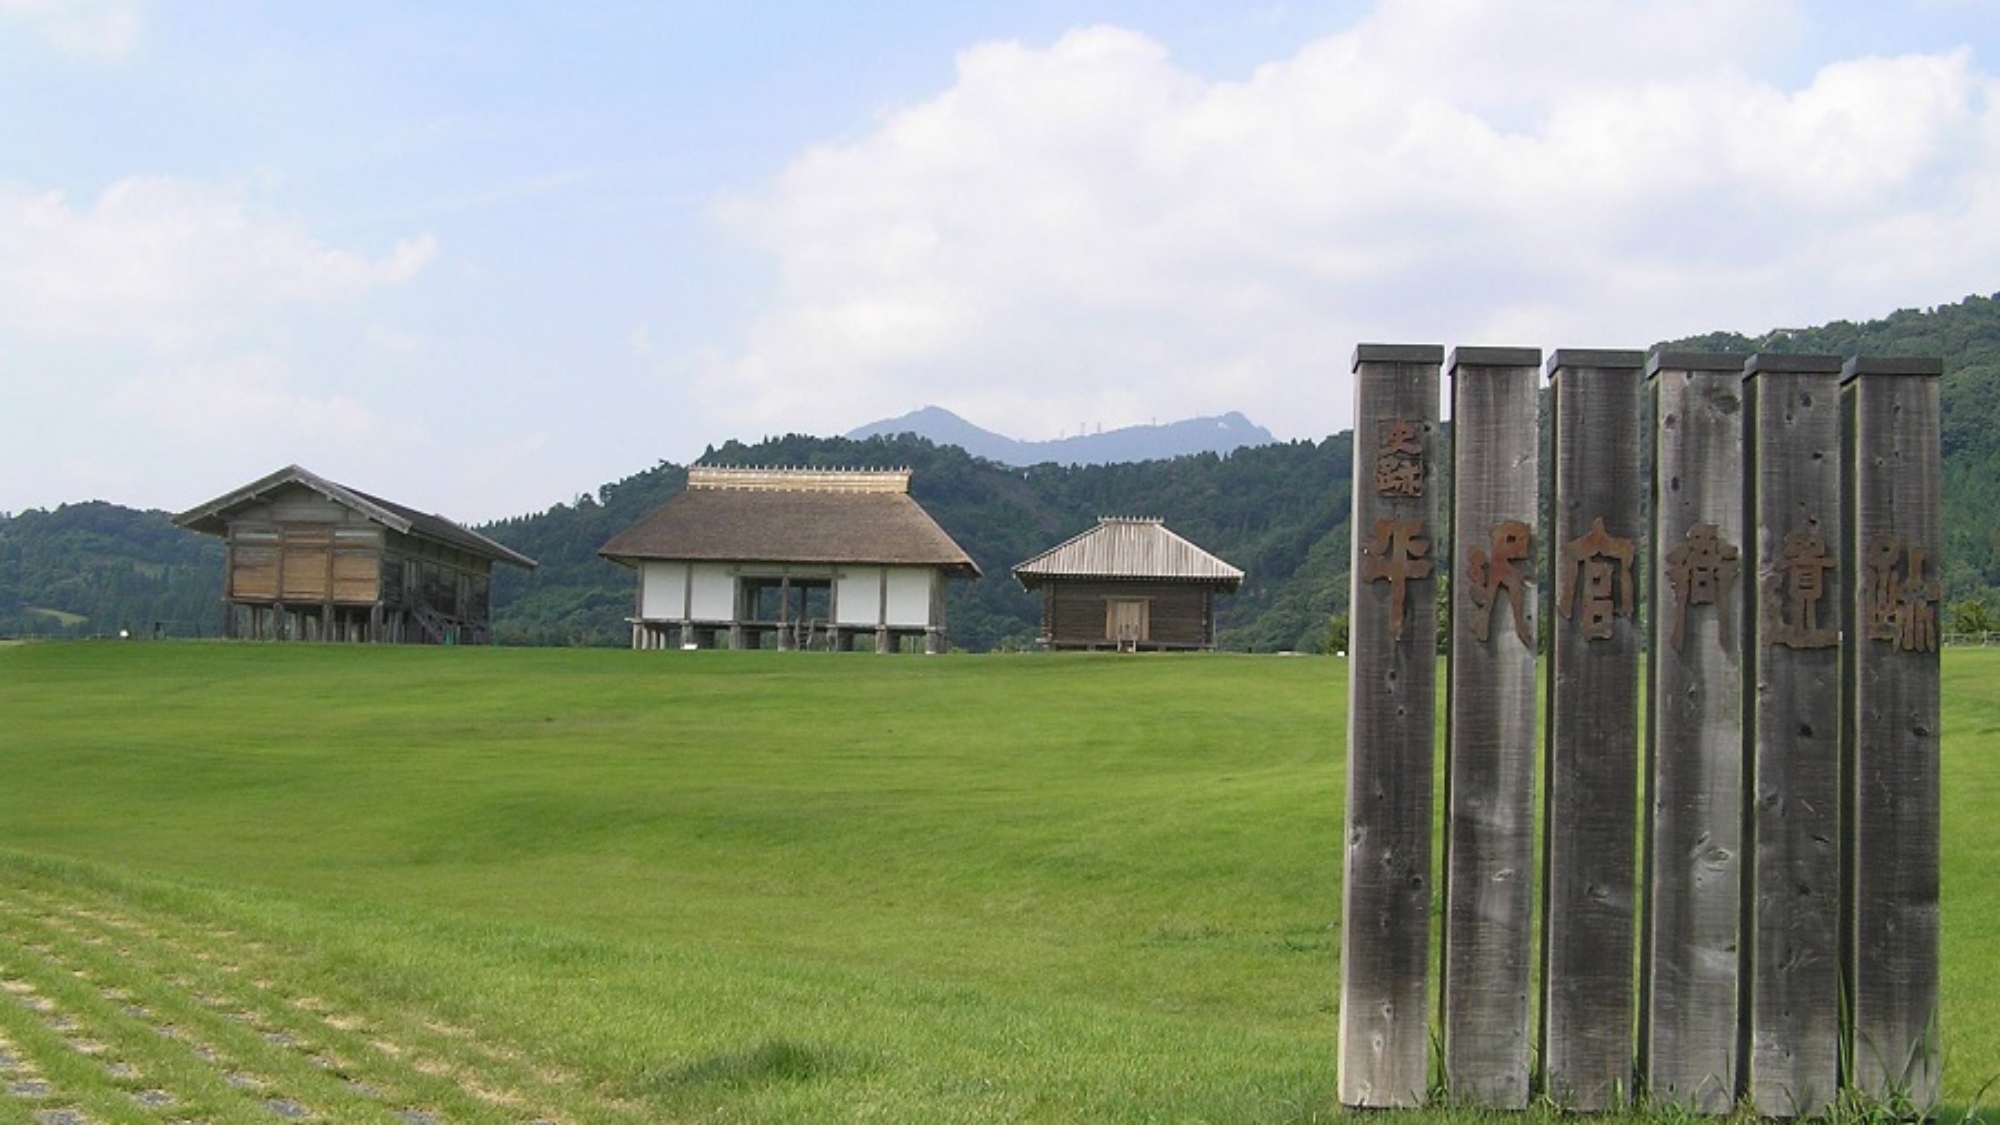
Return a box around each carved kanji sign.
[1362,516,1433,641]
[1558,516,1635,640]
[1465,519,1533,648]
[1664,522,1740,652]
[1863,532,1941,653]
[1374,419,1425,497]
[1762,530,1837,649]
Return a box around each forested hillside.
[6,292,1998,647]
[0,502,222,638]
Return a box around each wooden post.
[1441,346,1541,1108]
[1640,353,1747,1113]
[1542,349,1646,1111]
[1842,355,1943,1112]
[777,576,796,650]
[1340,343,1442,1108]
[1743,352,1845,1117]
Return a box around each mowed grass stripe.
[0,870,587,1124]
[0,898,431,1124]
[2,642,1996,1123]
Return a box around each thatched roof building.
[598,466,979,652]
[1013,517,1243,651]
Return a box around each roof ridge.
[688,465,912,493]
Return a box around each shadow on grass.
[644,1038,859,1090]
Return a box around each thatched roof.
[597,467,981,577]
[174,464,536,569]
[1013,517,1243,590]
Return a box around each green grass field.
[0,642,1993,1124]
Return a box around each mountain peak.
[846,407,1276,466]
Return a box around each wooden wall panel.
[332,552,379,603]
[228,545,279,601]
[1043,582,1212,648]
[279,524,334,602]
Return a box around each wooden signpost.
[1441,347,1541,1108]
[1542,349,1646,1112]
[1843,356,1944,1110]
[1745,352,1847,1116]
[1335,342,1943,1117]
[1640,353,1748,1112]
[1339,344,1442,1108]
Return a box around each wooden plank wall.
[1542,349,1646,1111]
[1339,343,1442,1108]
[1441,347,1541,1108]
[1640,353,1747,1112]
[1043,582,1213,649]
[1745,352,1846,1116]
[1842,356,1943,1109]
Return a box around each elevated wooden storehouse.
[597,466,981,652]
[1013,517,1244,651]
[175,465,536,644]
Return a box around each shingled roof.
[1013,517,1243,589]
[597,466,981,577]
[174,464,536,569]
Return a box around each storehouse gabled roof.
[1012,517,1244,590]
[174,464,537,570]
[597,466,981,578]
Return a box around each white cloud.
[0,0,141,59]
[0,176,437,350]
[111,353,376,445]
[707,0,2000,443]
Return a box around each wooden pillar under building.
[1542,349,1645,1111]
[777,577,796,650]
[1842,355,1943,1111]
[1744,352,1846,1117]
[1338,343,1441,1109]
[1640,353,1747,1113]
[1441,346,1540,1108]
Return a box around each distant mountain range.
[845,406,1276,465]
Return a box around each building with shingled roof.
[1012,516,1244,651]
[597,466,980,652]
[174,464,536,644]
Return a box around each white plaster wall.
[884,568,936,628]
[639,561,738,620]
[835,566,884,626]
[639,561,688,620]
[688,563,736,620]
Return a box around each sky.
[4,1,1998,524]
